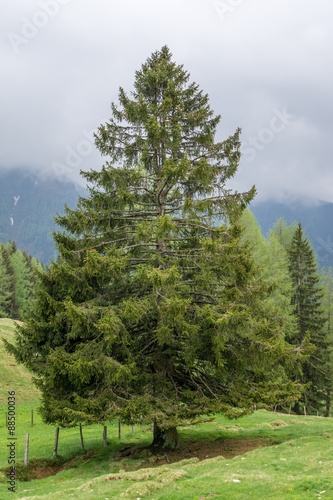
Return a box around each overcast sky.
[1,0,333,205]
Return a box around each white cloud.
[0,0,332,201]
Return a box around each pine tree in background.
[0,245,17,318]
[288,222,328,414]
[239,209,268,265]
[321,267,333,416]
[240,210,298,344]
[5,47,306,449]
[0,242,42,320]
[11,246,36,319]
[269,217,296,253]
[239,210,300,400]
[266,233,299,343]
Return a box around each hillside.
[0,318,40,404]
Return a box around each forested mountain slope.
[0,169,85,263]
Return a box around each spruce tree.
[239,209,268,265]
[269,217,295,253]
[240,210,298,343]
[11,248,36,319]
[5,47,306,448]
[288,222,327,414]
[266,233,298,344]
[321,267,333,416]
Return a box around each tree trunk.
[326,389,331,417]
[151,421,179,450]
[294,401,301,415]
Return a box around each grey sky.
[1,0,332,204]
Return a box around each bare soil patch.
[1,450,97,482]
[2,437,275,482]
[116,436,276,467]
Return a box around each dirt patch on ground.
[2,438,275,481]
[30,461,65,480]
[1,449,98,482]
[116,436,276,468]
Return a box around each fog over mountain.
[1,1,333,205]
[0,168,84,263]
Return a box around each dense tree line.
[0,241,42,320]
[240,211,333,416]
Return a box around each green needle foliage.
[321,267,333,416]
[288,222,328,414]
[239,210,298,344]
[0,241,42,320]
[5,47,307,448]
[0,245,16,318]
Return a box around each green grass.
[0,318,41,404]
[1,319,333,499]
[1,408,333,499]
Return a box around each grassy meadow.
[1,319,333,499]
[0,319,40,405]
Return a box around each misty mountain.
[251,200,333,270]
[0,168,85,263]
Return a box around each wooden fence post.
[53,427,59,457]
[80,424,84,451]
[103,426,107,447]
[24,434,29,466]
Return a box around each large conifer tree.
[5,47,305,448]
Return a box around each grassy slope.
[0,319,333,499]
[0,319,41,404]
